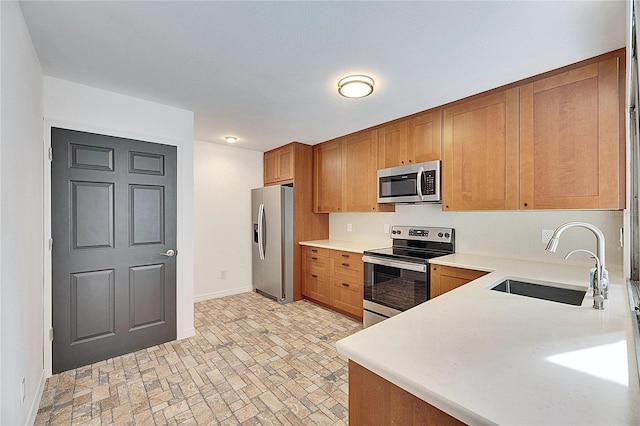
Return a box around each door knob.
[159,249,176,257]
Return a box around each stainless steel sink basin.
[491,279,586,306]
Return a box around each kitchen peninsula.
[337,254,640,425]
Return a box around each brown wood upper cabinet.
[314,131,394,213]
[377,110,442,169]
[314,140,343,212]
[519,56,625,209]
[443,88,519,211]
[264,144,294,185]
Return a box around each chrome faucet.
[545,222,609,310]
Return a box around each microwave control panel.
[422,170,436,195]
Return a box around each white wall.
[43,77,195,375]
[0,2,45,425]
[330,206,624,268]
[194,141,263,301]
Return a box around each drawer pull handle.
[341,282,350,287]
[342,254,350,258]
[311,257,318,260]
[341,263,350,267]
[311,249,318,253]
[311,274,318,278]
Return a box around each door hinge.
[48,238,53,251]
[48,147,53,161]
[49,328,54,342]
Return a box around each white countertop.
[337,253,640,425]
[299,239,381,254]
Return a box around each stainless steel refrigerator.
[251,185,294,303]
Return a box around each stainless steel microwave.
[377,160,441,204]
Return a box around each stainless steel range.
[362,226,455,327]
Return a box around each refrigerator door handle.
[257,203,266,260]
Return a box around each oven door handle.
[362,255,427,273]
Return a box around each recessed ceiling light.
[225,136,238,144]
[338,75,374,99]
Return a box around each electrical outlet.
[541,229,555,244]
[220,270,227,279]
[20,378,25,406]
[384,224,390,234]
[347,223,352,232]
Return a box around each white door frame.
[42,118,194,377]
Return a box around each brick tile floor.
[35,292,362,425]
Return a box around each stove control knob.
[445,233,450,238]
[438,232,443,238]
[397,230,402,235]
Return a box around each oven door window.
[364,263,427,311]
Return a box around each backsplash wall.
[329,205,624,268]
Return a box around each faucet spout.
[545,222,606,272]
[545,222,608,309]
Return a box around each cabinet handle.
[311,257,318,260]
[341,263,350,267]
[311,249,318,253]
[523,202,528,207]
[311,274,318,278]
[341,282,350,287]
[341,254,350,258]
[409,159,412,163]
[401,160,405,164]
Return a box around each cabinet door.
[314,140,343,212]
[277,145,294,182]
[302,271,331,304]
[331,277,363,318]
[430,265,488,298]
[263,150,279,184]
[343,130,379,211]
[407,110,442,163]
[520,57,624,209]
[443,89,519,211]
[377,121,407,169]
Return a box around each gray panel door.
[51,127,177,373]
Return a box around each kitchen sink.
[491,279,586,306]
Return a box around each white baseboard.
[27,369,46,426]
[178,327,196,340]
[194,286,252,302]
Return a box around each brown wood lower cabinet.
[301,246,363,320]
[430,265,489,298]
[349,360,465,426]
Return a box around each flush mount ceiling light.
[224,136,238,144]
[338,75,374,99]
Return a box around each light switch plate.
[384,224,390,234]
[347,223,352,232]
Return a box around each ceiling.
[20,1,625,152]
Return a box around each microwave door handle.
[417,167,425,200]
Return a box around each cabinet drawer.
[305,253,330,275]
[302,271,330,304]
[330,250,362,262]
[302,245,330,258]
[331,278,363,317]
[332,258,363,283]
[330,275,362,293]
